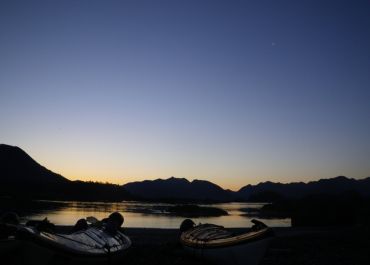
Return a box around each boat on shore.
[180,219,274,265]
[9,212,132,265]
[17,225,131,264]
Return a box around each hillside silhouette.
[0,144,69,184]
[237,176,370,201]
[1,144,369,202]
[123,177,234,202]
[0,144,131,201]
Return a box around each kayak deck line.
[182,225,273,248]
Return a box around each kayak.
[180,219,273,265]
[17,226,132,265]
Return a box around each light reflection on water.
[25,201,291,228]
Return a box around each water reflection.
[24,201,291,228]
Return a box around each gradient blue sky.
[1,0,369,190]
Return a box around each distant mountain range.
[123,177,234,202]
[1,144,369,202]
[237,176,370,201]
[124,175,370,202]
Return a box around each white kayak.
[180,219,273,265]
[17,226,132,265]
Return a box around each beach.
[2,226,369,265]
[124,227,370,265]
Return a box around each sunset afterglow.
[1,1,369,190]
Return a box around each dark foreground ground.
[3,226,370,265]
[124,227,370,265]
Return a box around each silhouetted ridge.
[123,177,234,202]
[1,144,369,202]
[0,144,68,184]
[237,176,370,201]
[0,144,132,201]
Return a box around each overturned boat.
[180,219,273,265]
[16,213,132,265]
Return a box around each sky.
[0,0,369,190]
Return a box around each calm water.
[23,201,291,228]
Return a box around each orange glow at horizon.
[17,143,370,193]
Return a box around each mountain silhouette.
[125,176,370,202]
[123,177,234,202]
[1,144,369,202]
[237,176,370,201]
[0,144,131,201]
[0,144,69,184]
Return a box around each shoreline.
[3,226,369,265]
[72,226,370,265]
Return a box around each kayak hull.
[180,221,273,265]
[17,227,131,265]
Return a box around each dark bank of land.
[242,193,370,227]
[3,227,370,265]
[123,227,370,265]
